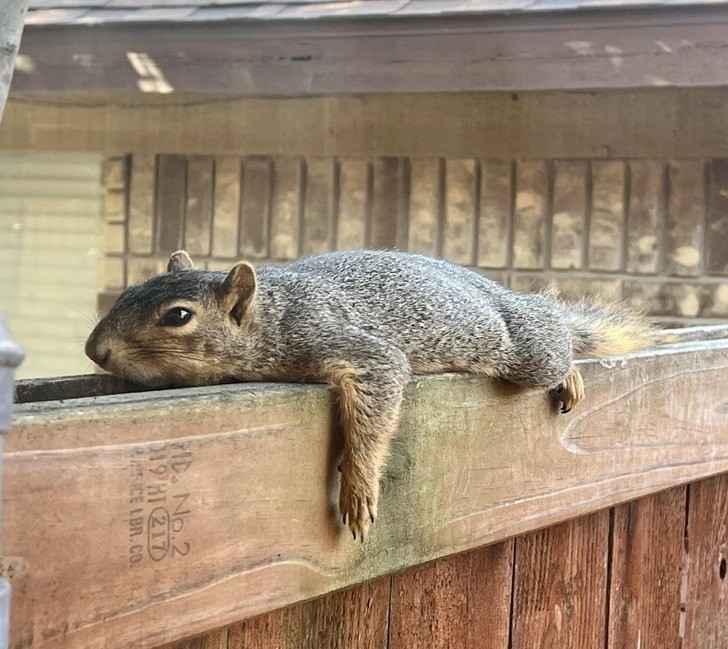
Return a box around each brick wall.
[101,155,728,324]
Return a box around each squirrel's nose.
[85,336,112,368]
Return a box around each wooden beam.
[4,88,728,158]
[12,7,728,97]
[5,338,728,649]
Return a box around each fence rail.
[6,327,728,648]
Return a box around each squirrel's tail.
[556,295,664,359]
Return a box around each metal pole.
[0,319,25,649]
[0,4,32,646]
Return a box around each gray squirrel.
[85,249,657,539]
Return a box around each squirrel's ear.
[167,250,194,272]
[219,262,257,325]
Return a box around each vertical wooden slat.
[407,158,440,256]
[370,157,404,249]
[477,159,511,269]
[705,158,728,275]
[128,154,156,254]
[184,155,214,258]
[389,541,513,649]
[589,161,624,272]
[226,579,390,649]
[682,474,728,649]
[551,160,586,270]
[666,160,704,277]
[240,157,272,259]
[336,159,368,250]
[269,157,302,260]
[442,159,476,265]
[163,628,227,649]
[155,155,187,254]
[302,158,335,256]
[511,511,609,649]
[608,487,686,649]
[211,156,241,259]
[626,160,664,274]
[513,160,547,269]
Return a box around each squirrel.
[85,249,658,540]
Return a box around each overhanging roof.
[14,1,728,95]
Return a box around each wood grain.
[607,487,686,649]
[389,541,513,649]
[225,578,389,649]
[682,474,728,649]
[6,339,728,649]
[511,511,609,649]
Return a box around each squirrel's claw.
[555,366,585,414]
[339,461,378,541]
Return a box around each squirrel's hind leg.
[555,365,585,414]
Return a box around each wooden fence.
[6,326,728,648]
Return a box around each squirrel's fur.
[86,249,658,539]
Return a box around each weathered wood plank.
[6,91,728,161]
[6,339,728,649]
[14,10,728,96]
[224,578,389,649]
[389,541,513,649]
[682,474,728,649]
[607,487,686,649]
[511,511,609,649]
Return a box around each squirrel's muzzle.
[85,329,112,368]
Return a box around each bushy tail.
[558,296,662,359]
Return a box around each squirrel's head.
[85,251,258,387]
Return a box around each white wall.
[0,153,102,379]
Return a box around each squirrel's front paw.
[555,366,585,414]
[339,461,378,541]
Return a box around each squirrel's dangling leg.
[321,336,410,541]
[555,365,584,414]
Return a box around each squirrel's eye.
[158,307,194,327]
